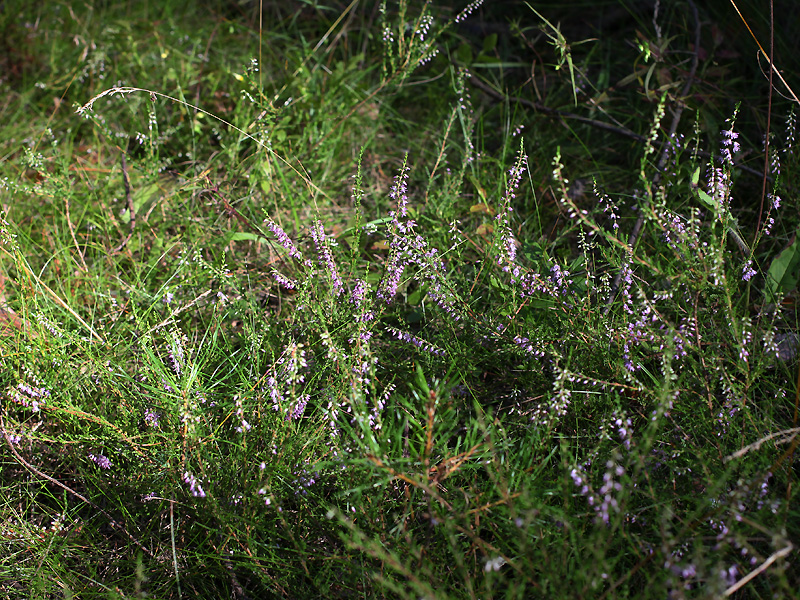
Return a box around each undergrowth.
[1,1,798,598]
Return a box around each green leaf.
[455,43,473,65]
[215,232,269,246]
[526,298,557,310]
[414,363,431,397]
[467,173,487,203]
[230,232,268,243]
[489,275,511,292]
[407,287,426,305]
[121,183,160,223]
[765,228,800,302]
[694,188,715,210]
[482,33,498,54]
[569,255,585,272]
[405,309,424,324]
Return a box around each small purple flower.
[13,382,50,412]
[721,129,740,163]
[389,161,410,217]
[182,471,206,498]
[484,556,506,572]
[267,375,283,412]
[349,278,375,322]
[287,394,308,421]
[513,335,544,357]
[550,263,573,298]
[144,409,160,428]
[763,216,775,236]
[350,278,368,307]
[455,0,484,23]
[720,565,738,587]
[311,220,344,297]
[494,149,527,280]
[386,325,444,356]
[270,269,297,289]
[34,313,63,338]
[89,453,112,470]
[167,331,185,376]
[596,184,619,231]
[741,259,756,281]
[263,216,308,265]
[377,253,408,302]
[233,395,252,433]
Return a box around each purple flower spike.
[89,453,113,470]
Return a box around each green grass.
[1,0,798,598]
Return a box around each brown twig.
[467,73,647,143]
[111,151,136,254]
[201,184,259,233]
[365,453,453,510]
[603,0,701,315]
[468,6,768,189]
[728,0,799,105]
[1,415,156,559]
[0,246,104,343]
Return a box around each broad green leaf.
[229,232,269,244]
[407,287,426,305]
[691,166,700,186]
[765,228,800,302]
[467,174,487,203]
[455,43,473,65]
[694,188,715,210]
[120,183,160,223]
[526,298,557,309]
[482,33,498,54]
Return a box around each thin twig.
[728,0,800,105]
[365,453,453,510]
[77,86,331,201]
[170,500,182,598]
[472,66,769,183]
[603,0,701,315]
[0,246,104,343]
[144,288,215,336]
[723,543,793,596]
[724,427,800,462]
[201,184,259,233]
[1,415,156,559]
[467,73,647,143]
[111,151,136,254]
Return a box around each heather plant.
[1,1,798,599]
